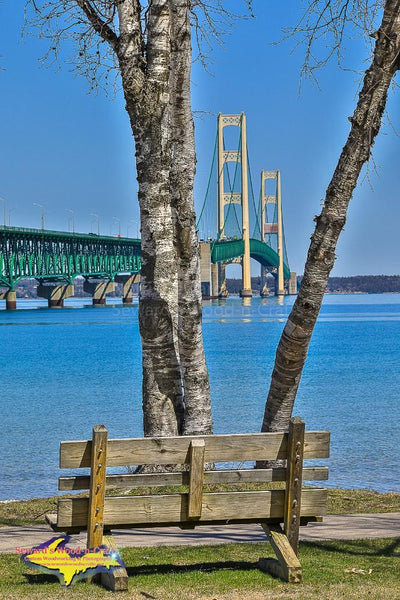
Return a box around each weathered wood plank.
[46,515,323,533]
[260,523,302,583]
[284,418,305,554]
[58,466,329,491]
[188,440,205,519]
[87,425,108,549]
[57,488,327,528]
[99,534,128,592]
[60,431,330,469]
[45,513,57,529]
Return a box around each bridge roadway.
[0,226,141,309]
[211,238,291,280]
[0,226,291,308]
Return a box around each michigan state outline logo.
[20,535,125,587]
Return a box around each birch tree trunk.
[262,0,400,435]
[170,0,213,435]
[27,0,218,439]
[117,0,184,436]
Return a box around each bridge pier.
[114,274,138,304]
[240,283,252,298]
[200,243,226,299]
[288,272,298,295]
[83,280,116,306]
[218,263,229,298]
[200,243,212,298]
[211,264,219,298]
[37,284,74,308]
[260,266,268,297]
[6,290,17,310]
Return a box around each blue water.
[1,294,400,500]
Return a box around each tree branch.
[75,0,119,51]
[261,0,400,438]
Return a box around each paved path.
[1,513,399,553]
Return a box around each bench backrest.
[56,419,330,549]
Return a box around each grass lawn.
[0,538,399,599]
[1,489,399,598]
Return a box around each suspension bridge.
[0,112,296,309]
[197,113,296,298]
[0,227,141,309]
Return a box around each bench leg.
[258,523,302,584]
[99,533,129,592]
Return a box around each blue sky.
[0,1,399,276]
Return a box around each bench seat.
[45,418,330,590]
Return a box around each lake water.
[1,293,400,500]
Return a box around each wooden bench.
[46,418,330,591]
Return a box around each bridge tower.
[260,170,285,296]
[217,113,252,298]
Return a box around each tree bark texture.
[117,0,184,436]
[170,0,213,436]
[114,0,213,437]
[262,0,400,435]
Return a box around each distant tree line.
[7,274,400,298]
[325,275,400,294]
[226,277,267,294]
[226,275,400,295]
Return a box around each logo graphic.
[21,536,124,587]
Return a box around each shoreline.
[1,488,400,530]
[1,478,400,506]
[1,483,400,505]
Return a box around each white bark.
[118,0,184,436]
[170,0,213,436]
[27,0,216,440]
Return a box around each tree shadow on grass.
[301,538,400,557]
[22,561,260,585]
[23,573,85,585]
[126,559,259,577]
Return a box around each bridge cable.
[246,149,262,240]
[221,134,242,238]
[196,133,218,235]
[264,185,290,271]
[266,202,278,249]
[213,132,242,246]
[282,213,290,270]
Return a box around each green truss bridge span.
[0,225,291,309]
[211,239,291,281]
[0,226,141,309]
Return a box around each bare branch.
[75,0,119,51]
[190,0,254,69]
[25,1,121,93]
[280,1,385,81]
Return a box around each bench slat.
[58,466,329,491]
[188,440,205,519]
[56,488,327,528]
[60,431,330,469]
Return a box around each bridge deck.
[0,226,141,289]
[211,238,291,280]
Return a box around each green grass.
[327,488,400,514]
[0,539,399,599]
[1,487,399,528]
[0,496,60,528]
[1,488,399,599]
